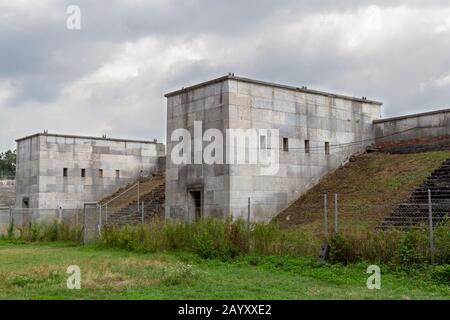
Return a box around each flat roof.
[373,108,450,124]
[15,132,159,144]
[164,74,383,105]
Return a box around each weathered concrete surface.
[165,75,382,222]
[374,109,450,153]
[15,133,165,210]
[165,79,230,220]
[0,180,15,207]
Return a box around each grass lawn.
[0,241,448,300]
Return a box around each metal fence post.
[247,197,251,232]
[9,206,12,225]
[98,204,102,234]
[141,200,144,224]
[334,193,338,235]
[428,189,435,265]
[83,206,86,244]
[105,204,108,225]
[323,194,328,240]
[137,182,140,213]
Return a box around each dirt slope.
[274,151,450,230]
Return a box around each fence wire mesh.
[1,185,448,262]
[0,207,81,234]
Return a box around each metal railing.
[98,181,142,225]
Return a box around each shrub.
[431,264,450,284]
[434,223,450,264]
[396,229,429,267]
[328,223,450,267]
[329,233,351,264]
[159,263,199,286]
[190,218,247,260]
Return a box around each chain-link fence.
[271,190,448,264]
[2,186,447,262]
[82,203,99,244]
[0,200,164,243]
[0,207,81,233]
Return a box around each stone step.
[379,218,447,228]
[378,156,450,229]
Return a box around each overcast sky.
[1,0,450,150]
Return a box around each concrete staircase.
[102,171,165,226]
[379,158,450,229]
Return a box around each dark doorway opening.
[22,197,29,208]
[188,190,202,221]
[283,137,289,151]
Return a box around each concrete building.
[15,133,165,210]
[165,75,382,222]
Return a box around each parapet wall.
[373,109,450,153]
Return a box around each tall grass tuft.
[98,218,320,260]
[1,220,83,243]
[2,216,448,267]
[98,218,250,260]
[7,219,14,239]
[329,222,450,267]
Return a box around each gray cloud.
[1,0,450,150]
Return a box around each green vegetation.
[96,219,450,267]
[1,217,448,300]
[1,151,449,299]
[0,149,16,178]
[3,220,83,243]
[329,224,449,267]
[3,218,449,267]
[0,241,448,299]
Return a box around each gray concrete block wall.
[374,109,450,145]
[15,134,165,210]
[226,79,380,221]
[15,135,40,208]
[166,80,231,221]
[165,76,382,222]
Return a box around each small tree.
[0,149,16,178]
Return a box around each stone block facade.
[0,180,15,207]
[165,75,382,222]
[15,133,165,209]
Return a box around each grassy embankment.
[277,151,450,230]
